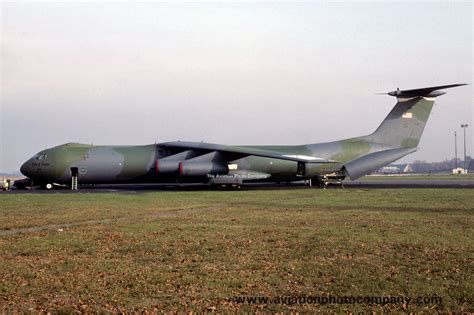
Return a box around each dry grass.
[0,189,472,312]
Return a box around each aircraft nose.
[20,160,32,177]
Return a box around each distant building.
[452,168,467,174]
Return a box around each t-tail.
[363,84,467,147]
[342,84,467,179]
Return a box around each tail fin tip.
[382,83,467,98]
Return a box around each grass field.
[0,189,472,312]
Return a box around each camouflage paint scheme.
[19,85,465,187]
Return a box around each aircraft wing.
[160,141,337,163]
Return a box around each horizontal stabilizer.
[382,83,467,98]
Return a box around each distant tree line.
[410,156,473,173]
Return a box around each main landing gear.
[309,175,345,189]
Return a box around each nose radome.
[20,160,32,177]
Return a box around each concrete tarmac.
[344,179,474,188]
[2,179,474,194]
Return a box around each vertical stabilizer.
[361,84,467,148]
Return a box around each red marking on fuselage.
[179,161,183,176]
[155,160,159,176]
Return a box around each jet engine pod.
[156,159,180,174]
[179,161,229,177]
[156,150,201,174]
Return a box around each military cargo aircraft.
[18,84,466,189]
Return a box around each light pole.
[461,124,469,172]
[454,131,458,170]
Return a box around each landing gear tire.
[213,184,241,190]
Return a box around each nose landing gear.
[39,182,54,190]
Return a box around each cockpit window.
[35,154,47,160]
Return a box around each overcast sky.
[1,1,472,172]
